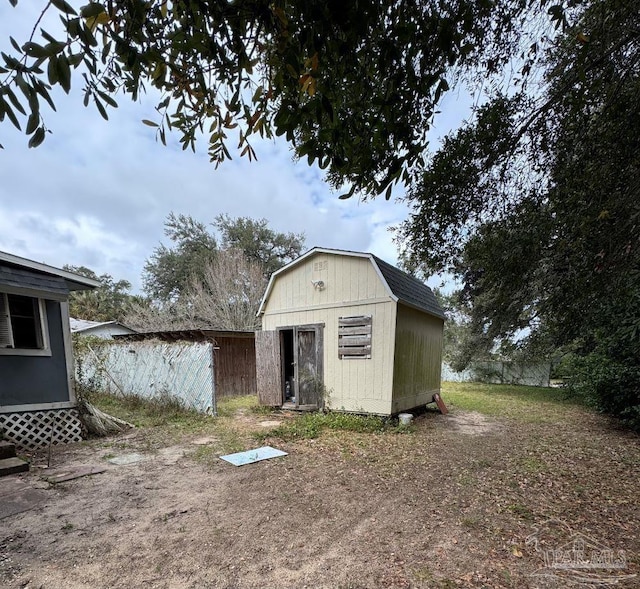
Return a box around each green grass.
[83,389,211,430]
[85,382,586,452]
[254,411,410,442]
[441,381,585,422]
[215,395,267,417]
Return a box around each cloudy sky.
[0,3,470,293]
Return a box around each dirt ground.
[1,402,638,589]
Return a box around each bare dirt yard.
[1,383,639,589]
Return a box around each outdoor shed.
[0,250,99,448]
[115,329,257,399]
[256,247,445,415]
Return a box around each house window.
[338,315,372,359]
[0,293,49,354]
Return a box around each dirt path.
[1,407,638,588]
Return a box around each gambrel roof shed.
[256,247,444,415]
[258,248,445,320]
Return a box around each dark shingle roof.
[0,251,99,291]
[372,256,445,320]
[0,265,69,298]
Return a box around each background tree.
[143,213,304,302]
[127,249,266,331]
[64,265,141,322]
[187,248,267,330]
[433,288,493,371]
[143,213,218,302]
[399,0,640,426]
[214,214,304,278]
[135,214,300,329]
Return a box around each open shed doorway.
[279,325,323,410]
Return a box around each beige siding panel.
[262,300,396,414]
[391,304,444,413]
[264,253,390,314]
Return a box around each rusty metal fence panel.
[76,341,216,413]
[442,361,551,387]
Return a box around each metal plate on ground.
[220,446,287,467]
[108,453,146,465]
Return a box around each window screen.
[338,315,372,359]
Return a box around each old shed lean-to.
[115,329,257,399]
[256,248,445,415]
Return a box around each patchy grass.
[215,394,264,417]
[255,411,410,443]
[441,381,584,422]
[85,391,264,453]
[83,389,210,430]
[5,382,640,589]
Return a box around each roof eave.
[0,250,101,290]
[397,299,446,321]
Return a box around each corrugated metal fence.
[442,361,551,387]
[76,341,216,413]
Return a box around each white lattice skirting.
[0,409,83,450]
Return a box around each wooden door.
[255,330,283,406]
[294,326,323,408]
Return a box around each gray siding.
[0,300,70,406]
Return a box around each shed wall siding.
[265,254,390,313]
[263,301,396,414]
[391,304,444,413]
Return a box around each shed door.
[295,326,323,408]
[255,330,282,406]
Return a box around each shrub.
[567,353,640,431]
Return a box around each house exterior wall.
[391,303,444,413]
[0,299,71,410]
[261,254,397,414]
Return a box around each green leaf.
[9,37,22,54]
[68,53,83,67]
[94,97,108,120]
[47,55,59,84]
[26,112,39,134]
[5,88,26,115]
[142,119,159,127]
[56,54,71,93]
[33,80,56,111]
[96,90,117,108]
[1,51,22,69]
[28,127,46,148]
[44,41,68,56]
[22,42,49,59]
[51,0,78,15]
[80,3,106,19]
[3,102,21,130]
